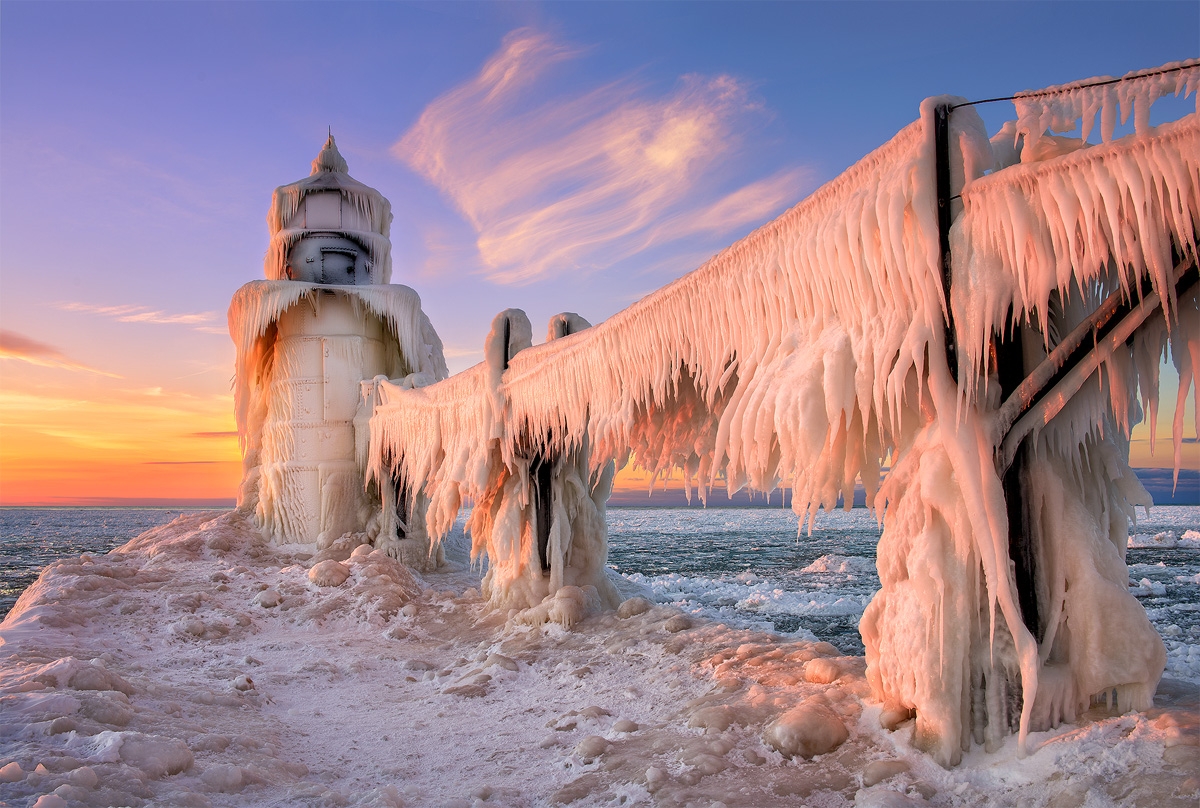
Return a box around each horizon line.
[3,466,1196,509]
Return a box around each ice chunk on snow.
[254,589,281,608]
[804,658,842,684]
[617,596,652,618]
[72,731,193,778]
[31,796,67,808]
[308,560,351,587]
[861,759,910,787]
[802,555,876,575]
[201,763,245,793]
[112,733,194,779]
[574,735,609,761]
[762,698,848,759]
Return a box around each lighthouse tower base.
[256,292,391,546]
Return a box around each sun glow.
[0,380,240,505]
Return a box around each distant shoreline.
[2,467,1196,509]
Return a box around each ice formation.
[1011,58,1200,156]
[369,61,1198,765]
[368,307,621,613]
[228,135,447,552]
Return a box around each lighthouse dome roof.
[264,134,394,283]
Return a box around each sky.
[0,1,1197,506]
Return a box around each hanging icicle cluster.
[954,66,1199,471]
[1012,58,1200,153]
[371,97,992,532]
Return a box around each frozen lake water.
[4,504,1198,680]
[606,505,1200,681]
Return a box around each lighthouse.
[228,135,447,550]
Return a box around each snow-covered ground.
[1,511,1197,807]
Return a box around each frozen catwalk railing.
[368,60,1199,766]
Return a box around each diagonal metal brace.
[995,256,1198,473]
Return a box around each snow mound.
[762,698,849,759]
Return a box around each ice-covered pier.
[361,61,1198,765]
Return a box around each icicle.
[953,114,1198,408]
[1013,58,1199,155]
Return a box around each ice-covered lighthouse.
[228,135,447,549]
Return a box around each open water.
[3,505,1198,678]
[0,508,196,617]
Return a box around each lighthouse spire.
[311,130,348,175]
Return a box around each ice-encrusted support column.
[934,102,960,385]
[863,99,1043,767]
[469,310,622,617]
[360,376,445,571]
[940,101,1041,639]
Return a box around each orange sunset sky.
[0,356,1193,506]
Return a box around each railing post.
[934,102,958,384]
[995,286,1037,641]
[533,455,554,572]
[500,313,555,573]
[501,316,511,371]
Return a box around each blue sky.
[0,1,1196,501]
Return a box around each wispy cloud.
[643,167,812,245]
[60,302,217,326]
[0,330,121,377]
[395,28,807,284]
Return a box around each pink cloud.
[59,302,218,328]
[395,29,807,285]
[0,330,121,377]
